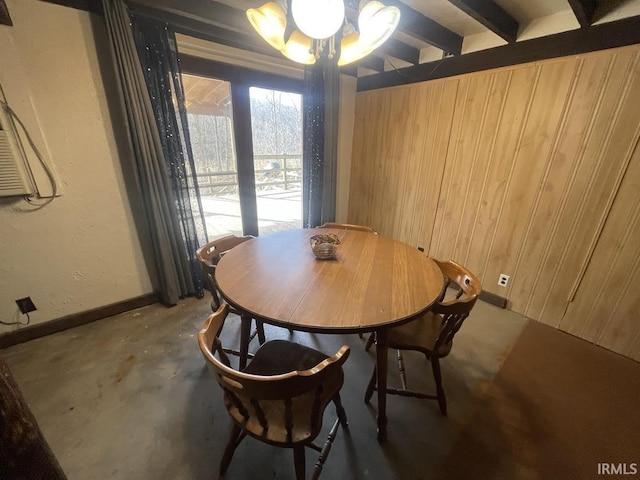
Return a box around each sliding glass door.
[249,87,303,235]
[182,63,304,240]
[183,75,242,238]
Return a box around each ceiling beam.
[354,55,386,73]
[128,0,285,57]
[358,15,640,91]
[377,38,420,65]
[129,0,249,34]
[567,0,597,28]
[127,2,282,59]
[447,0,519,43]
[385,0,463,55]
[339,65,358,77]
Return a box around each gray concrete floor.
[2,296,528,479]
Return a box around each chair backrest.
[196,235,254,270]
[319,222,378,234]
[198,304,351,444]
[196,235,254,309]
[431,260,482,354]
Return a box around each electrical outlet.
[16,297,37,314]
[498,274,510,287]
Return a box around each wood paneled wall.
[348,45,640,360]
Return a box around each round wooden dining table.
[215,227,444,439]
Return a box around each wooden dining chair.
[196,235,266,345]
[364,259,481,415]
[318,222,378,234]
[199,304,351,480]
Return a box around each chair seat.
[230,340,332,445]
[386,311,452,358]
[243,340,329,376]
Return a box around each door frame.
[180,54,304,236]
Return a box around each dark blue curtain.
[103,0,206,304]
[302,65,325,228]
[302,60,339,228]
[129,15,207,299]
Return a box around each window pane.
[183,74,242,240]
[249,87,303,235]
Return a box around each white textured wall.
[0,0,154,332]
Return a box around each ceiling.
[182,75,231,115]
[128,0,640,89]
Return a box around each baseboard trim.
[0,292,161,349]
[449,283,508,309]
[479,290,508,309]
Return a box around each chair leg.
[397,350,407,390]
[255,320,266,345]
[333,393,348,427]
[364,332,375,352]
[364,366,376,404]
[220,424,244,476]
[431,357,447,415]
[293,445,306,480]
[239,314,252,370]
[311,418,341,480]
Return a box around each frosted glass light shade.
[246,2,287,50]
[358,1,400,51]
[291,0,345,40]
[282,31,316,65]
[338,32,372,66]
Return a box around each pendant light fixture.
[246,0,400,66]
[291,0,345,40]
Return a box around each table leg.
[376,328,388,441]
[239,314,252,370]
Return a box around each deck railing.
[195,153,302,196]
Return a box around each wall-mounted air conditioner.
[0,102,35,197]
